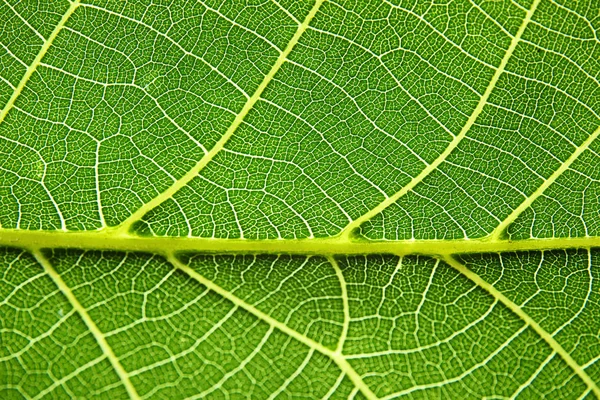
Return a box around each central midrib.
[2,228,599,255]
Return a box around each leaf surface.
[1,0,599,398]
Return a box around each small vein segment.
[166,253,378,400]
[32,249,141,400]
[443,254,600,398]
[490,124,600,240]
[339,0,542,239]
[116,0,326,233]
[328,255,350,353]
[0,0,80,125]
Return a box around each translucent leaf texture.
[1,0,599,398]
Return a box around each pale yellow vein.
[33,250,141,400]
[490,124,600,240]
[167,253,379,400]
[0,1,80,126]
[115,0,326,234]
[339,0,542,239]
[443,254,600,398]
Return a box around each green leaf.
[1,0,599,398]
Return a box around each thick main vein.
[116,0,325,234]
[33,249,141,400]
[490,124,600,240]
[167,253,378,400]
[3,228,600,255]
[339,0,542,239]
[0,1,80,125]
[443,255,600,398]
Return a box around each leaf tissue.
[1,0,599,398]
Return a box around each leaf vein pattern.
[339,0,542,238]
[32,249,141,400]
[443,254,600,397]
[166,253,379,400]
[115,0,326,233]
[1,0,600,397]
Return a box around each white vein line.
[284,59,430,165]
[469,0,515,38]
[339,0,542,238]
[413,259,438,347]
[0,150,67,230]
[94,141,106,227]
[2,0,45,42]
[364,0,497,69]
[32,355,108,400]
[577,388,594,400]
[0,40,28,70]
[0,75,15,90]
[253,256,311,308]
[482,102,578,149]
[259,97,390,197]
[192,325,274,399]
[548,250,593,336]
[502,69,600,120]
[347,299,499,359]
[128,305,238,376]
[509,351,556,400]
[0,1,82,229]
[195,172,316,238]
[61,26,137,75]
[33,250,140,400]
[308,25,460,138]
[0,1,80,126]
[267,348,315,399]
[270,0,301,25]
[219,141,354,223]
[37,61,234,139]
[322,372,347,399]
[582,354,600,370]
[380,324,529,399]
[513,36,600,88]
[530,14,598,44]
[0,309,76,362]
[196,0,283,51]
[549,0,599,42]
[328,256,350,354]
[80,3,250,99]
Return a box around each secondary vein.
[338,0,542,239]
[489,124,600,240]
[443,254,600,398]
[167,253,379,400]
[0,1,80,126]
[33,249,141,400]
[115,0,326,234]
